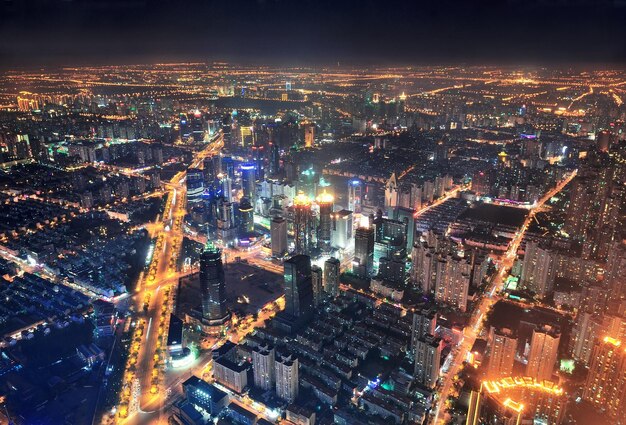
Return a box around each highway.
[117,133,224,424]
[431,169,577,424]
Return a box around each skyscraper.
[275,353,299,402]
[271,216,287,258]
[384,172,399,209]
[348,180,362,213]
[330,209,353,250]
[240,163,257,203]
[199,241,229,324]
[283,255,314,318]
[411,307,437,358]
[303,122,315,148]
[583,337,626,420]
[414,334,443,388]
[323,257,340,297]
[293,192,313,255]
[434,254,471,312]
[521,240,556,297]
[487,327,517,378]
[316,191,333,252]
[354,225,374,278]
[238,197,254,235]
[186,167,204,205]
[203,156,217,187]
[252,342,275,391]
[311,265,323,307]
[526,325,560,381]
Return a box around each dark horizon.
[1,0,626,69]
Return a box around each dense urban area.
[0,64,623,425]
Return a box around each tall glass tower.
[199,240,228,323]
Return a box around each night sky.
[1,0,625,68]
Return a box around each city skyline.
[0,2,624,423]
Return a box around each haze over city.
[0,1,624,425]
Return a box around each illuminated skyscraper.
[293,192,313,255]
[526,325,560,381]
[520,240,555,297]
[316,191,333,252]
[411,307,437,358]
[311,265,323,306]
[186,167,204,205]
[354,225,374,278]
[238,197,254,234]
[270,216,287,258]
[252,342,275,391]
[434,254,471,312]
[275,353,299,402]
[283,255,314,318]
[199,241,229,324]
[487,327,517,378]
[384,172,399,209]
[331,209,353,250]
[240,163,257,203]
[583,337,626,420]
[323,257,340,297]
[303,122,315,148]
[414,334,443,388]
[348,179,362,213]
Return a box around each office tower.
[240,163,256,202]
[252,343,275,391]
[526,325,560,381]
[238,197,254,234]
[303,122,315,148]
[283,255,314,318]
[323,257,340,297]
[583,337,626,420]
[293,192,313,255]
[353,226,374,278]
[487,327,517,378]
[203,156,217,187]
[219,174,233,202]
[199,241,229,324]
[179,113,190,141]
[348,180,362,213]
[434,254,471,312]
[316,191,333,252]
[275,353,299,402]
[411,308,437,358]
[269,143,281,176]
[271,216,287,257]
[330,209,353,250]
[414,334,443,388]
[222,156,236,179]
[311,265,323,306]
[216,198,237,242]
[191,110,204,142]
[388,206,416,251]
[186,167,204,205]
[520,241,555,297]
[385,172,399,209]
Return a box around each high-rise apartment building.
[526,325,560,381]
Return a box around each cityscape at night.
[0,1,624,425]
